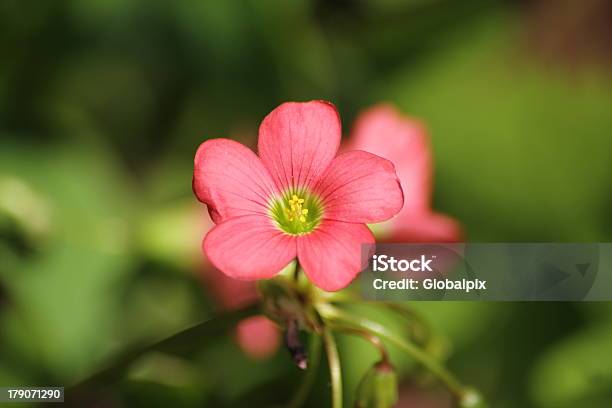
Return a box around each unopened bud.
[285,319,307,370]
[355,361,398,408]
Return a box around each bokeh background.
[1,0,612,407]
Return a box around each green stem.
[377,301,432,343]
[288,334,323,408]
[318,303,464,397]
[323,327,343,408]
[334,298,432,344]
[328,323,389,365]
[294,259,301,281]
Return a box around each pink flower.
[346,105,462,242]
[193,101,404,291]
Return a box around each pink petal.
[390,211,463,243]
[194,139,278,224]
[297,220,374,291]
[236,315,281,360]
[204,215,296,280]
[348,104,432,214]
[258,101,341,191]
[315,150,404,223]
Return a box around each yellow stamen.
[286,194,308,224]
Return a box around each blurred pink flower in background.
[235,315,280,359]
[346,104,462,242]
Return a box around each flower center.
[286,194,308,223]
[269,190,323,235]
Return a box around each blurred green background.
[1,0,611,407]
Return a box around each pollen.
[270,190,323,235]
[285,194,309,223]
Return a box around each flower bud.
[285,319,308,370]
[459,388,488,408]
[355,361,398,408]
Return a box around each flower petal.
[204,215,296,280]
[348,104,432,213]
[194,139,278,223]
[297,220,374,291]
[258,101,341,191]
[315,150,404,224]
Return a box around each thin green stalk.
[318,303,464,397]
[294,259,301,281]
[323,327,343,408]
[333,298,432,344]
[328,323,389,365]
[288,334,323,408]
[377,301,432,343]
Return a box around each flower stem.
[294,259,301,281]
[329,323,390,365]
[376,301,432,344]
[333,298,432,344]
[323,327,343,408]
[318,303,464,397]
[288,334,322,408]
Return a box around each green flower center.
[269,189,324,235]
